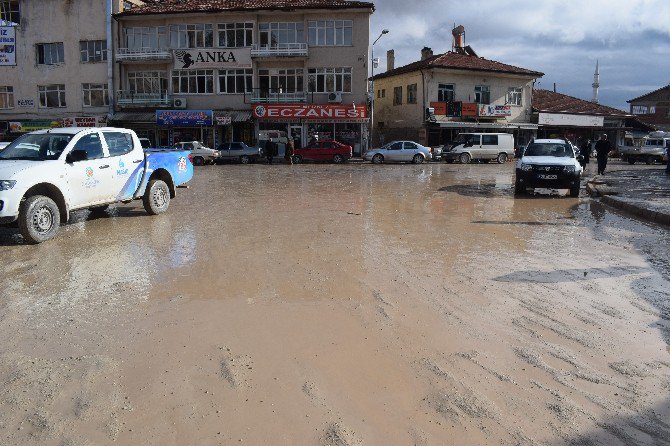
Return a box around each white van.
[442,133,515,164]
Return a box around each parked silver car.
[217,142,262,164]
[173,141,219,165]
[364,141,433,164]
[0,142,10,151]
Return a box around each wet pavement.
[0,162,669,445]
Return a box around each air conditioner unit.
[328,92,342,103]
[173,97,187,109]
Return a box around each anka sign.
[174,49,251,69]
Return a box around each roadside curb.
[587,180,670,227]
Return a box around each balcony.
[116,48,172,62]
[248,90,308,104]
[117,91,172,107]
[251,43,308,58]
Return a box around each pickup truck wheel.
[372,154,384,164]
[192,156,204,166]
[412,154,424,164]
[497,153,508,164]
[333,154,345,164]
[143,179,170,215]
[18,195,61,244]
[628,158,636,165]
[240,155,251,164]
[459,153,471,164]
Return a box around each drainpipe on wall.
[106,0,114,122]
[420,69,427,144]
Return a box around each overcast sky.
[370,0,670,110]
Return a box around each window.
[438,83,454,102]
[482,135,499,145]
[38,84,66,108]
[170,24,214,48]
[36,43,64,65]
[0,1,20,24]
[259,22,304,46]
[381,89,385,98]
[0,86,14,109]
[80,40,107,63]
[307,68,352,93]
[403,142,417,150]
[218,69,252,94]
[377,89,381,98]
[308,20,352,46]
[258,68,304,93]
[82,83,109,107]
[388,142,402,150]
[127,71,168,94]
[125,27,168,50]
[507,87,522,106]
[103,132,134,157]
[172,69,214,94]
[407,83,417,104]
[217,23,253,47]
[475,85,490,104]
[73,133,104,159]
[393,86,402,105]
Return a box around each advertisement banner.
[252,104,368,120]
[478,104,512,117]
[216,116,232,126]
[538,113,604,127]
[173,48,252,69]
[0,26,16,66]
[447,101,462,117]
[156,110,213,126]
[62,116,105,128]
[430,102,448,116]
[461,103,478,117]
[9,120,62,133]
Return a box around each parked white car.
[173,141,219,166]
[364,141,433,164]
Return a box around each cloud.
[371,0,670,109]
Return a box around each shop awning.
[214,110,252,122]
[431,117,538,130]
[109,112,156,123]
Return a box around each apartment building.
[627,85,670,132]
[0,0,142,140]
[112,0,374,154]
[372,27,544,148]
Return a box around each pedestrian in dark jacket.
[578,138,590,169]
[285,138,294,165]
[266,140,276,164]
[595,134,612,175]
[665,141,670,174]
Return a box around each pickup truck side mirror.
[66,149,88,164]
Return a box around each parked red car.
[292,140,353,164]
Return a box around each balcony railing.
[117,91,172,107]
[248,90,308,104]
[250,43,308,58]
[116,47,172,62]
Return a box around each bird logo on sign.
[175,51,194,69]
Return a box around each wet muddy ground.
[0,161,669,445]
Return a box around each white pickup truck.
[0,127,194,243]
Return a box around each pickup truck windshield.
[524,143,574,158]
[0,133,73,161]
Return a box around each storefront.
[252,104,369,156]
[2,115,107,141]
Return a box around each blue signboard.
[156,110,213,126]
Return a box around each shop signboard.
[173,48,252,69]
[17,99,35,108]
[156,110,213,126]
[252,104,368,121]
[478,104,512,117]
[430,102,448,116]
[216,116,232,126]
[0,26,16,66]
[538,113,604,127]
[62,116,105,128]
[9,120,62,132]
[461,103,478,117]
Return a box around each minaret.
[591,60,600,103]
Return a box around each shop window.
[38,84,66,108]
[0,1,20,24]
[125,26,168,50]
[393,86,402,106]
[307,68,352,93]
[438,83,454,102]
[258,68,304,94]
[507,87,522,106]
[82,83,109,107]
[0,86,14,109]
[127,71,168,94]
[218,69,252,94]
[308,20,352,46]
[172,69,215,94]
[170,24,214,48]
[36,42,64,65]
[80,40,107,63]
[407,83,417,104]
[217,23,253,47]
[259,22,304,47]
[475,85,490,104]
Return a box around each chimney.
[421,47,433,61]
[387,49,395,71]
[452,25,465,52]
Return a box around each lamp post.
[369,29,389,151]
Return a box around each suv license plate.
[537,174,558,179]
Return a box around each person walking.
[266,139,276,165]
[665,140,670,174]
[579,138,591,171]
[595,134,612,175]
[285,138,294,165]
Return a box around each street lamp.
[369,29,389,151]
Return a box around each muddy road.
[0,162,669,445]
